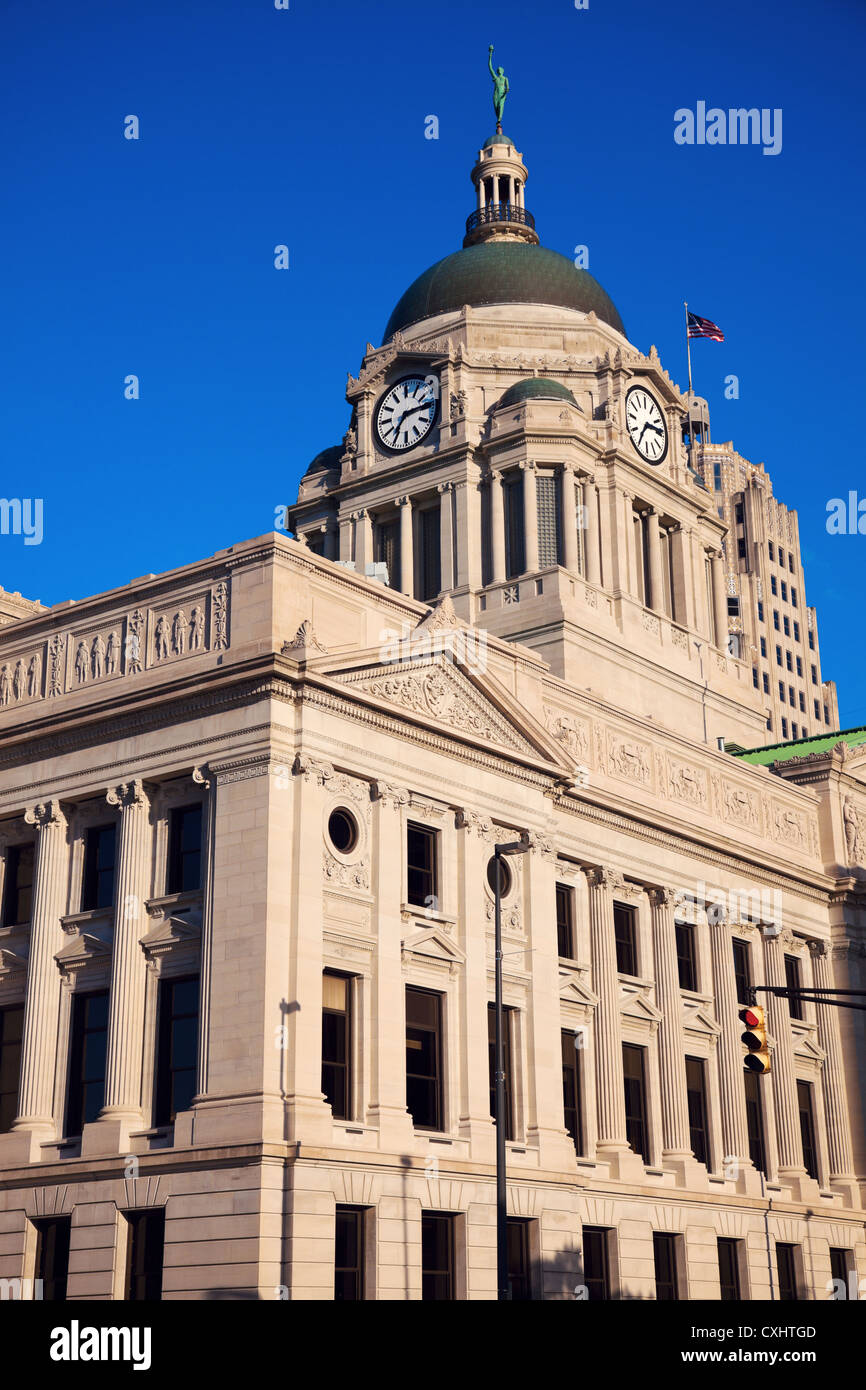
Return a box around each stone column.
[585,868,628,1152]
[649,888,692,1157]
[192,767,216,1100]
[711,551,728,650]
[561,466,579,572]
[455,478,482,591]
[369,783,415,1148]
[338,514,353,563]
[96,781,153,1138]
[621,491,636,594]
[13,801,69,1139]
[525,838,576,1170]
[456,812,497,1150]
[809,941,855,1181]
[708,918,752,1170]
[582,480,602,585]
[438,482,454,591]
[763,931,806,1177]
[354,508,373,573]
[671,525,696,630]
[647,511,664,613]
[490,471,506,584]
[398,496,414,597]
[522,462,539,574]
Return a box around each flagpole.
[684,300,694,396]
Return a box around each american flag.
[687,311,725,342]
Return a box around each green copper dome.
[500,377,578,408]
[384,242,625,341]
[483,132,514,146]
[303,445,342,477]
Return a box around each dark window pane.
[125,1209,165,1301]
[675,922,696,991]
[556,884,574,959]
[622,1043,648,1162]
[653,1233,679,1300]
[67,991,109,1134]
[829,1248,851,1294]
[685,1057,709,1165]
[154,976,199,1125]
[507,1219,532,1301]
[3,843,35,926]
[420,507,441,601]
[732,939,751,1007]
[82,825,116,911]
[613,904,637,977]
[785,954,803,1021]
[374,519,401,591]
[561,1030,583,1153]
[34,1217,71,1301]
[322,972,351,1121]
[718,1238,741,1301]
[582,1226,610,1301]
[797,1080,818,1180]
[335,1207,364,1301]
[488,1003,514,1142]
[406,988,442,1131]
[421,1213,454,1300]
[168,805,203,894]
[744,1070,766,1175]
[0,1004,24,1133]
[407,823,437,909]
[777,1243,799,1301]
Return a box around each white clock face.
[376,376,439,452]
[625,386,668,464]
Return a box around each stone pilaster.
[438,481,454,591]
[521,461,538,574]
[454,477,482,591]
[561,466,579,573]
[582,479,602,586]
[763,930,806,1180]
[398,496,414,597]
[524,836,576,1170]
[489,471,506,584]
[192,766,216,1100]
[84,781,153,1152]
[585,868,629,1156]
[455,811,496,1153]
[7,801,69,1155]
[809,940,856,1189]
[648,888,692,1159]
[711,550,728,650]
[708,918,758,1189]
[369,782,415,1148]
[647,511,663,613]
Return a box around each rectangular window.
[778,681,785,701]
[776,1242,800,1301]
[718,1238,742,1301]
[824,704,830,725]
[536,473,560,568]
[791,587,798,607]
[675,921,697,991]
[744,1070,766,1175]
[793,621,800,642]
[583,1226,612,1300]
[797,1080,818,1180]
[503,476,525,579]
[561,1030,583,1153]
[2,843,35,926]
[778,547,784,566]
[81,825,116,911]
[781,581,788,602]
[685,1057,709,1165]
[653,1232,681,1300]
[732,939,751,1005]
[34,1217,71,1302]
[768,541,774,560]
[773,609,780,630]
[792,723,798,739]
[775,644,782,665]
[829,1247,854,1294]
[322,971,352,1120]
[789,685,795,706]
[419,505,441,601]
[713,463,722,489]
[66,990,109,1134]
[782,717,788,738]
[735,502,744,524]
[622,1043,649,1162]
[808,630,814,650]
[0,1004,23,1133]
[784,954,803,1021]
[757,601,764,622]
[555,883,575,959]
[785,649,792,669]
[406,822,437,909]
[613,903,638,977]
[814,699,821,720]
[736,537,746,560]
[762,673,770,694]
[406,987,442,1131]
[421,1212,455,1300]
[771,575,777,595]
[789,554,795,573]
[488,1003,514,1142]
[507,1218,533,1301]
[167,804,203,894]
[154,975,199,1125]
[752,666,759,690]
[374,518,400,590]
[334,1206,365,1301]
[811,664,817,683]
[125,1209,165,1301]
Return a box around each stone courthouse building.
[0,114,864,1302]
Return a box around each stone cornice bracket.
[370,780,410,808]
[521,830,555,860]
[106,779,151,812]
[282,619,328,660]
[292,753,334,785]
[23,799,68,832]
[455,808,493,838]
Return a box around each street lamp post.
[493,836,531,1301]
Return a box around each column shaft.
[810,942,855,1179]
[562,468,579,572]
[522,464,538,573]
[708,920,752,1165]
[583,481,601,585]
[490,472,506,583]
[711,552,728,650]
[647,512,664,612]
[586,869,628,1150]
[399,497,414,597]
[649,889,692,1156]
[101,781,152,1120]
[438,483,454,591]
[763,933,805,1175]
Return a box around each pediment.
[401,927,465,968]
[792,1031,826,1065]
[55,932,111,971]
[140,914,201,962]
[559,976,599,1010]
[324,649,574,776]
[620,985,663,1025]
[0,947,27,980]
[682,1002,722,1038]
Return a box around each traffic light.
[739,1004,771,1073]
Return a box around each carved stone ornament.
[293,754,335,785]
[415,594,461,633]
[349,659,534,755]
[371,781,410,808]
[24,799,67,832]
[843,796,864,865]
[282,619,327,659]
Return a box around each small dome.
[384,242,624,340]
[483,132,514,147]
[499,377,579,409]
[303,445,342,477]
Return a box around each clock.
[375,375,439,452]
[625,386,668,464]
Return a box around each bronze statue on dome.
[488,45,509,130]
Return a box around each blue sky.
[2,0,864,725]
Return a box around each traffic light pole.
[750,986,866,1013]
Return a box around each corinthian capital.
[24,799,67,832]
[648,885,679,910]
[106,780,150,812]
[585,866,620,892]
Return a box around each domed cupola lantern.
[464,47,538,249]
